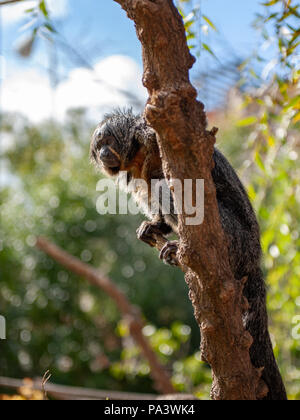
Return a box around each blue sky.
[2,0,263,65]
[0,0,265,121]
[59,0,263,63]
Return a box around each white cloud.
[2,0,69,25]
[47,0,69,18]
[1,69,53,122]
[1,55,147,123]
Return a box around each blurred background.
[0,0,299,400]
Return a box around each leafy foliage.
[176,0,217,58]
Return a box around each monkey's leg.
[159,241,179,266]
[136,221,179,266]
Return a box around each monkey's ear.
[89,144,98,164]
[90,130,100,163]
[93,124,104,142]
[90,123,104,162]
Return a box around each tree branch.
[0,0,25,6]
[114,0,268,400]
[36,237,175,395]
[0,376,196,400]
[0,376,155,400]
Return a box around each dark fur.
[91,109,157,172]
[90,109,287,400]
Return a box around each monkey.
[90,108,287,400]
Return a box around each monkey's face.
[90,110,144,177]
[99,144,121,175]
[92,130,122,176]
[90,121,124,176]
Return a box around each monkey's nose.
[100,146,120,168]
[100,147,110,159]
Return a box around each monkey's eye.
[97,136,116,150]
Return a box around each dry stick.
[114,0,270,400]
[36,237,175,395]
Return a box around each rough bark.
[114,0,269,400]
[36,237,175,395]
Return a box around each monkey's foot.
[159,241,179,266]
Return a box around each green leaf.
[247,184,257,201]
[250,69,259,79]
[262,0,280,6]
[255,150,267,173]
[264,12,279,22]
[293,111,300,123]
[202,43,217,59]
[202,15,217,32]
[44,23,57,33]
[186,33,196,40]
[267,135,276,147]
[283,95,300,112]
[39,0,48,18]
[236,116,258,127]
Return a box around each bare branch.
[0,376,196,401]
[0,376,157,400]
[36,237,175,395]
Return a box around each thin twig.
[42,370,51,400]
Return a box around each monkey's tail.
[244,268,287,400]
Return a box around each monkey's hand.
[136,221,179,266]
[137,221,167,248]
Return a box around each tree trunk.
[113,0,286,400]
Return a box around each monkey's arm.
[135,146,180,265]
